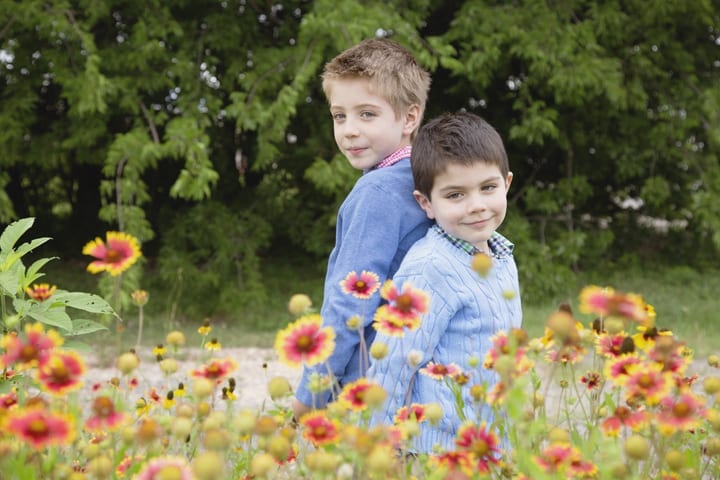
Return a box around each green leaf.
[49,291,115,315]
[27,308,73,332]
[0,217,34,252]
[62,339,93,353]
[67,318,109,336]
[23,257,57,287]
[2,237,51,271]
[0,267,21,297]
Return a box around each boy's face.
[327,77,419,170]
[414,162,513,251]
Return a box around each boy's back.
[292,38,432,413]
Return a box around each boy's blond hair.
[321,38,431,137]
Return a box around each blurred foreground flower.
[340,270,380,299]
[7,408,75,449]
[274,314,335,367]
[82,231,141,276]
[24,283,57,301]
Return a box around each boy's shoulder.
[346,159,414,198]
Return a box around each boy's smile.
[414,162,513,251]
[327,77,417,170]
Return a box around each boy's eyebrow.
[329,102,382,111]
[436,174,504,191]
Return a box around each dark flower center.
[296,335,313,351]
[28,419,49,436]
[51,364,70,383]
[395,294,413,313]
[672,402,691,418]
[105,249,123,263]
[20,345,38,362]
[92,396,115,418]
[637,374,654,388]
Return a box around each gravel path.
[82,347,302,411]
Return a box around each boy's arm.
[294,182,412,409]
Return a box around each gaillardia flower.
[0,322,63,369]
[340,270,380,299]
[25,283,57,301]
[579,286,648,324]
[274,314,335,367]
[133,456,194,480]
[339,378,375,411]
[85,396,128,431]
[454,422,500,473]
[82,231,142,276]
[36,350,86,396]
[299,411,340,446]
[7,408,75,449]
[190,358,238,382]
[420,362,462,381]
[379,280,429,324]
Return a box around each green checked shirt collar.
[431,223,514,258]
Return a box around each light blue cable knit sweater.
[367,226,522,453]
[295,157,432,408]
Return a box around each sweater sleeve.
[368,259,458,425]
[295,178,418,407]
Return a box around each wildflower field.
[1,217,719,480]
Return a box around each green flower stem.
[135,304,144,349]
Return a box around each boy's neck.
[374,145,412,170]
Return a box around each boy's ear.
[413,190,435,220]
[505,172,514,192]
[402,104,422,137]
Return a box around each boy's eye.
[482,184,497,191]
[360,111,376,119]
[332,113,345,121]
[446,192,462,199]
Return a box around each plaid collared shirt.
[374,145,412,170]
[431,224,514,258]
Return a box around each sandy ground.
[82,347,303,411]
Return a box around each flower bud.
[192,451,224,480]
[192,378,214,399]
[166,330,186,347]
[116,352,139,375]
[424,403,443,425]
[160,358,179,375]
[665,449,684,471]
[288,294,312,316]
[366,446,395,474]
[624,435,650,460]
[266,436,291,461]
[369,342,389,360]
[87,456,113,477]
[172,417,194,440]
[471,252,493,276]
[704,376,720,395]
[267,376,292,400]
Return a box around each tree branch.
[0,16,16,40]
[139,102,161,144]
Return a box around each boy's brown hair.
[321,38,431,136]
[412,111,510,198]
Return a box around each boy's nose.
[342,119,360,137]
[467,193,486,213]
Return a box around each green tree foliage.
[1,1,719,308]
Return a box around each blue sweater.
[295,157,432,408]
[367,226,522,453]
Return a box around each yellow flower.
[205,338,221,351]
[198,319,212,336]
